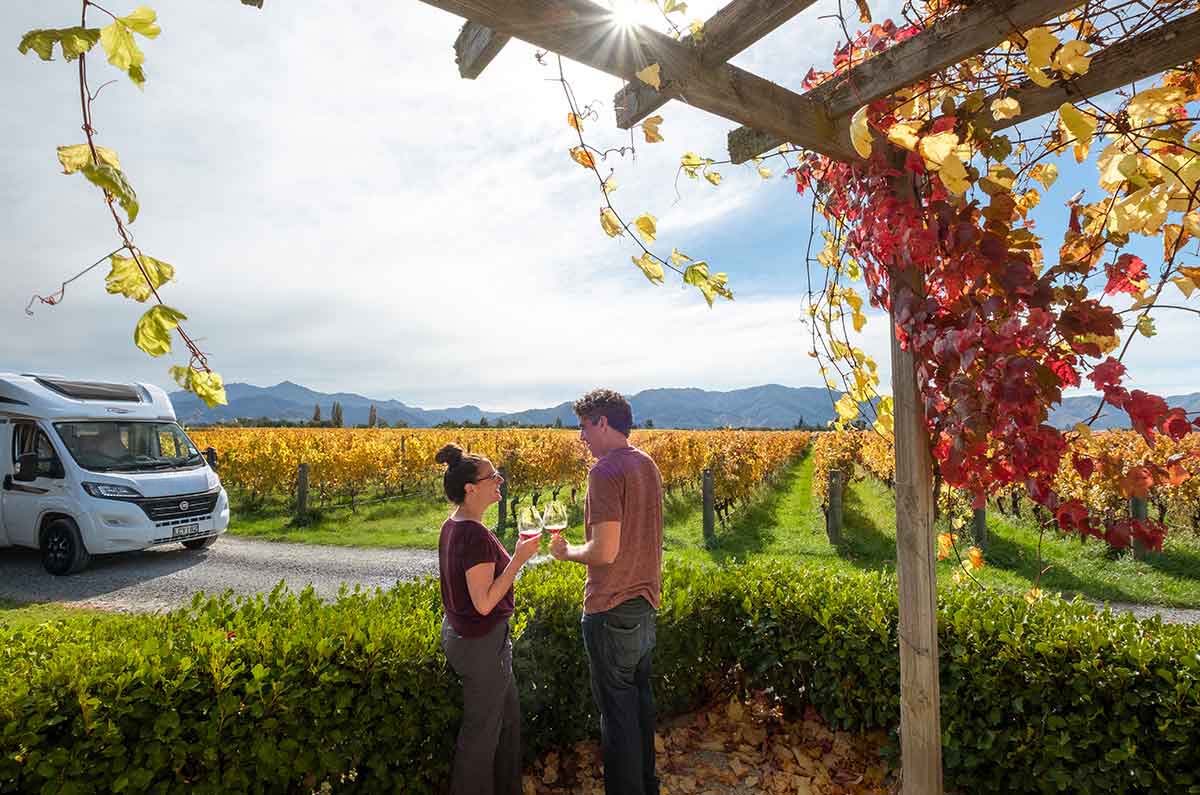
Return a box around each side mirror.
[203,447,219,471]
[14,453,38,482]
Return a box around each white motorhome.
[0,373,230,575]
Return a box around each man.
[550,388,663,795]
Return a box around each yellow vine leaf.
[1058,103,1096,162]
[850,106,873,158]
[939,153,971,194]
[682,263,732,307]
[886,121,920,151]
[631,252,664,285]
[1172,275,1196,298]
[872,395,894,437]
[757,166,772,180]
[119,6,161,38]
[1020,63,1056,88]
[636,63,662,90]
[1136,315,1157,338]
[56,144,120,174]
[1025,587,1044,604]
[670,248,692,267]
[1023,27,1059,70]
[600,208,624,237]
[1183,210,1200,238]
[705,171,722,186]
[569,146,596,169]
[1029,163,1058,189]
[990,97,1020,121]
[919,131,958,170]
[170,366,228,408]
[937,532,954,560]
[602,176,618,194]
[1053,40,1091,76]
[99,8,158,87]
[834,393,859,425]
[106,253,174,302]
[134,304,185,357]
[688,21,705,41]
[642,114,664,143]
[1126,86,1189,125]
[680,152,707,178]
[567,112,583,131]
[81,162,139,223]
[633,213,658,243]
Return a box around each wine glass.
[517,506,544,541]
[542,500,568,536]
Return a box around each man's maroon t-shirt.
[439,517,513,637]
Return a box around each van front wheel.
[182,535,217,551]
[41,519,91,576]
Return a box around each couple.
[437,388,662,795]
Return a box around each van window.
[54,421,201,473]
[12,423,64,479]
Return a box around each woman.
[436,443,541,795]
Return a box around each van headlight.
[82,482,143,499]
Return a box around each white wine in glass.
[542,500,568,536]
[517,506,544,541]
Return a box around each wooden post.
[497,466,509,533]
[296,463,309,522]
[971,507,988,548]
[1130,495,1150,558]
[889,169,943,795]
[702,469,715,547]
[826,469,845,545]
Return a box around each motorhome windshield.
[54,421,203,473]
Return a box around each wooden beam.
[889,165,943,795]
[416,0,856,161]
[807,11,1200,159]
[614,0,818,129]
[990,10,1200,131]
[728,0,1086,162]
[454,21,511,79]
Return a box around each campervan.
[0,373,230,575]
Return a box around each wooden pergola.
[415,1,1200,791]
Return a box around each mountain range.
[168,381,1200,431]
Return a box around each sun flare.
[608,0,658,30]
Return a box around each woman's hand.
[513,533,541,565]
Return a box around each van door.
[0,419,10,546]
[0,421,67,548]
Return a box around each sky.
[2,0,1196,412]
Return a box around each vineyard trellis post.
[826,468,845,545]
[406,1,1200,790]
[702,468,715,546]
[296,462,310,522]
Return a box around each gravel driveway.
[0,536,439,613]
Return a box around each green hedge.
[2,562,1199,794]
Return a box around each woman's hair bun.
[435,443,465,469]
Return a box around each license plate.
[172,523,200,538]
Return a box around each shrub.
[2,563,1198,793]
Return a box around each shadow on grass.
[702,467,813,563]
[1139,540,1200,583]
[834,482,899,573]
[980,529,1149,603]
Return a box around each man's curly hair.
[573,388,633,436]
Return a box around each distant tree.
[479,416,489,428]
[554,416,563,429]
[644,418,654,429]
[312,403,322,424]
[377,418,389,428]
[331,401,344,428]
[368,404,378,428]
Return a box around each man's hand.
[549,533,569,560]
